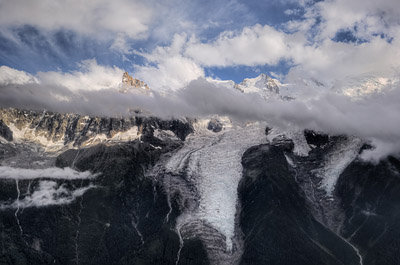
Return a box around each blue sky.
[0,0,312,83]
[0,0,399,88]
[0,0,302,83]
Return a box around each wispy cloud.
[0,181,95,209]
[0,0,152,39]
[0,166,98,180]
[37,59,124,91]
[0,166,97,209]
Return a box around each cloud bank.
[1,65,400,160]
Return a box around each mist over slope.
[1,65,399,160]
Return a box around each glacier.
[163,119,267,253]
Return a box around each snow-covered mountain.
[1,72,400,264]
[335,75,397,97]
[207,72,398,102]
[207,73,283,99]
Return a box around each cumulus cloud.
[0,66,38,86]
[134,34,205,90]
[286,37,400,86]
[135,1,400,89]
[279,0,400,85]
[185,24,289,67]
[0,0,152,39]
[37,59,124,91]
[309,0,400,40]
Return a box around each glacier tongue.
[164,121,267,252]
[316,136,363,196]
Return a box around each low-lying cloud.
[0,166,97,209]
[1,68,400,160]
[0,166,98,180]
[0,180,95,209]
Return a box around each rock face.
[337,157,400,265]
[1,109,400,265]
[122,72,150,91]
[207,118,223,133]
[239,144,360,265]
[0,108,203,265]
[0,108,192,149]
[0,119,12,141]
[0,140,209,264]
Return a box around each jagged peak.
[236,73,280,95]
[121,71,150,92]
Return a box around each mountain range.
[0,73,399,265]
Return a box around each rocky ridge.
[208,73,283,99]
[0,108,192,153]
[121,72,150,92]
[0,108,400,265]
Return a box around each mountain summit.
[235,73,280,95]
[207,73,282,99]
[121,72,150,92]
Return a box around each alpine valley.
[0,74,399,265]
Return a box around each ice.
[165,121,266,251]
[316,137,363,196]
[286,130,311,157]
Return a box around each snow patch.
[316,137,363,196]
[286,130,311,157]
[285,154,295,168]
[84,126,140,145]
[7,123,65,152]
[154,129,179,141]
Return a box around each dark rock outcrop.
[336,156,400,265]
[304,130,329,147]
[238,144,360,265]
[0,108,193,147]
[0,136,208,264]
[207,119,223,133]
[0,119,12,141]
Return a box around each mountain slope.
[0,108,400,264]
